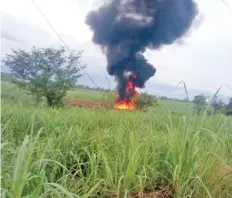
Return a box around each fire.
[114,76,139,111]
[114,100,135,110]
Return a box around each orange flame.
[114,100,135,110]
[114,77,139,111]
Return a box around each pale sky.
[1,0,232,97]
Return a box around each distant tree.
[211,96,226,114]
[135,93,158,110]
[193,94,207,105]
[159,96,169,100]
[2,46,86,107]
[225,98,232,116]
[192,94,208,114]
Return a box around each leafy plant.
[211,96,226,114]
[225,98,232,116]
[192,94,208,114]
[135,92,157,110]
[2,46,86,107]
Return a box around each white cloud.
[1,0,232,97]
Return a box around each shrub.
[2,46,85,107]
[135,93,157,110]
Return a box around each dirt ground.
[108,185,174,198]
[127,189,173,198]
[63,98,113,109]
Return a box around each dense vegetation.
[2,47,85,107]
[1,80,232,198]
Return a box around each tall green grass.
[1,100,232,198]
[67,89,105,102]
[0,81,33,103]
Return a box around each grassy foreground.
[1,97,232,198]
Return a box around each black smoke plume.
[86,0,199,101]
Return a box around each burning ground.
[86,0,199,110]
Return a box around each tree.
[225,98,232,116]
[211,96,226,114]
[135,93,158,110]
[192,94,208,114]
[2,46,86,107]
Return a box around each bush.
[2,46,85,107]
[135,93,157,110]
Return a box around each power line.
[31,0,99,88]
[222,0,232,13]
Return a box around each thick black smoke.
[86,0,198,100]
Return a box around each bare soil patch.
[127,187,173,198]
[64,99,103,109]
[63,98,113,109]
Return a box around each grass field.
[1,81,232,198]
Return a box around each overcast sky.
[1,0,232,97]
